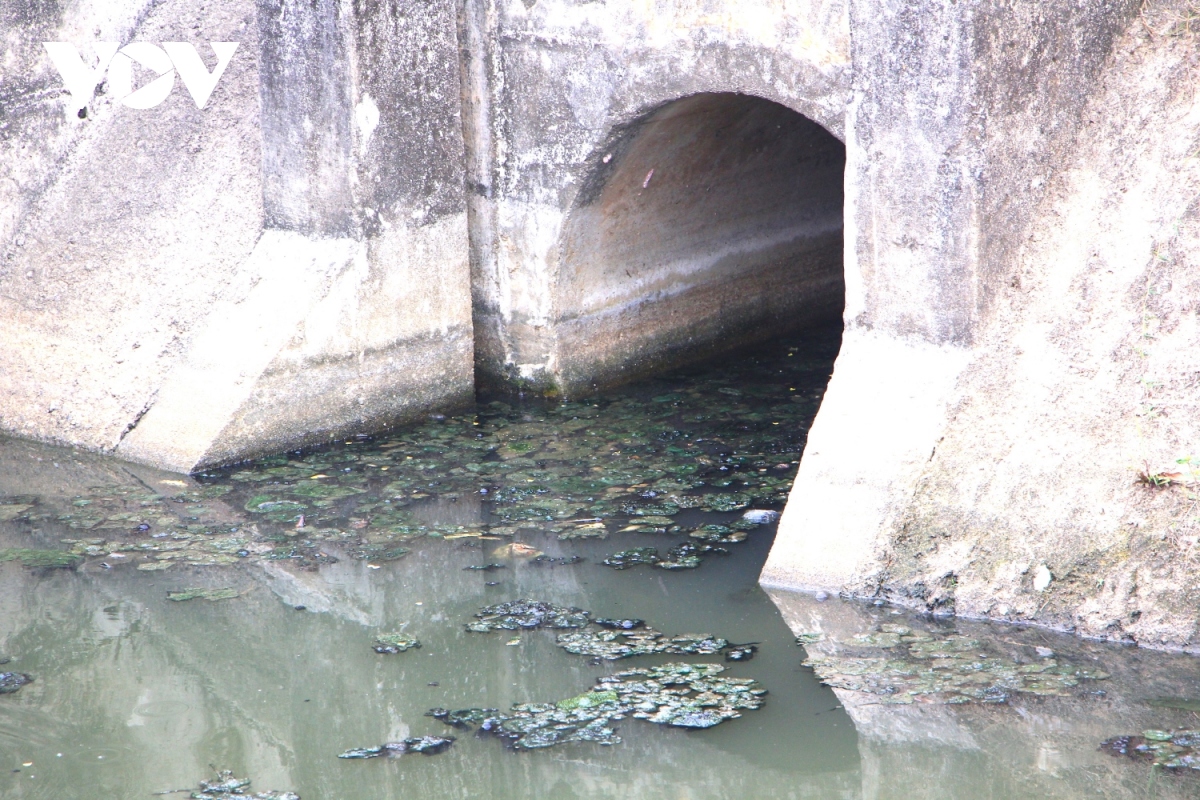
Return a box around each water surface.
[1,326,1199,798]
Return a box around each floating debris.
[557,627,726,660]
[425,707,499,729]
[593,618,645,630]
[601,543,727,570]
[803,623,1109,705]
[0,672,32,694]
[531,555,583,566]
[0,548,81,569]
[429,662,765,750]
[659,542,727,570]
[463,563,505,572]
[167,588,240,602]
[0,502,33,522]
[467,600,590,632]
[741,509,779,524]
[338,736,455,759]
[1102,730,1200,770]
[186,769,299,799]
[1145,697,1200,713]
[558,522,609,540]
[1,333,836,576]
[602,547,661,569]
[470,603,738,662]
[689,525,747,544]
[493,542,543,558]
[373,633,421,654]
[350,545,409,562]
[724,643,758,662]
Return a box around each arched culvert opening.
[554,92,845,396]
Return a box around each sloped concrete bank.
[0,0,474,472]
[766,4,1200,651]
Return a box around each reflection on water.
[0,329,860,799]
[0,325,1198,798]
[0,517,859,799]
[770,591,1200,798]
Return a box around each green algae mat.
[0,329,840,575]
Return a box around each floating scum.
[0,335,834,574]
[347,663,767,757]
[1103,729,1200,770]
[0,336,827,765]
[800,623,1110,705]
[465,599,740,660]
[339,602,768,758]
[179,769,299,800]
[423,663,766,750]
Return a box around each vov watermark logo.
[43,42,239,114]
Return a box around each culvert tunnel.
[550,92,847,396]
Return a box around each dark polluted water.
[1,325,1199,798]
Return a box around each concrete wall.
[0,0,474,472]
[6,0,1200,647]
[766,0,1200,651]
[553,92,845,395]
[462,0,851,393]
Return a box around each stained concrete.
[462,0,851,393]
[766,0,1200,651]
[553,93,845,394]
[0,0,473,473]
[5,0,1200,645]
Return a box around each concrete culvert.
[554,92,846,396]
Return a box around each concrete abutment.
[4,0,1200,646]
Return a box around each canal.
[0,325,1198,798]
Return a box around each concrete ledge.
[761,328,971,593]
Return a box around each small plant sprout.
[1136,462,1186,489]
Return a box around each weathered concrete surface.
[762,0,1139,589]
[463,0,851,393]
[0,0,473,472]
[6,0,1200,651]
[872,14,1200,649]
[0,0,157,253]
[767,1,1200,650]
[553,92,845,394]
